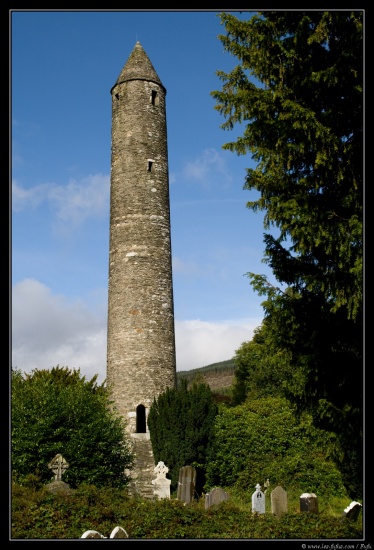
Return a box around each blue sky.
[11,10,277,382]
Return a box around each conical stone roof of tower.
[112,41,165,92]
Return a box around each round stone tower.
[106,42,176,440]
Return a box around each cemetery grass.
[11,482,363,540]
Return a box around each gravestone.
[300,493,318,513]
[46,454,71,494]
[151,461,171,500]
[110,526,129,538]
[177,465,197,504]
[81,530,106,538]
[81,526,128,538]
[48,453,69,481]
[205,487,229,509]
[342,501,362,521]
[252,483,265,514]
[271,486,288,516]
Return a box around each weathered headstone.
[252,483,265,514]
[81,530,106,538]
[300,493,318,513]
[151,461,171,500]
[205,487,230,509]
[342,501,362,521]
[81,526,129,539]
[177,465,197,504]
[46,454,71,494]
[110,526,129,538]
[48,453,69,481]
[271,486,288,517]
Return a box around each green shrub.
[206,397,348,498]
[11,366,134,489]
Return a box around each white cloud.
[49,174,109,227]
[169,172,177,185]
[11,280,258,385]
[12,279,107,383]
[175,318,256,372]
[12,180,53,211]
[12,174,110,232]
[182,148,233,187]
[172,256,203,276]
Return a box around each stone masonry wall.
[107,53,176,433]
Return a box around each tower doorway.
[136,404,147,433]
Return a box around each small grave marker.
[152,461,171,500]
[177,465,197,504]
[110,526,129,538]
[48,453,69,481]
[300,493,318,513]
[46,453,71,493]
[81,530,106,539]
[271,486,288,516]
[205,487,229,509]
[342,501,362,521]
[81,526,129,539]
[252,483,265,514]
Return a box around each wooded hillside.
[177,359,236,390]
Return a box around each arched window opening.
[147,160,153,172]
[151,90,159,106]
[136,404,147,433]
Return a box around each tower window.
[115,93,120,100]
[136,404,147,433]
[151,90,159,106]
[147,160,154,172]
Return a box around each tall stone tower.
[106,42,176,494]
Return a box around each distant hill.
[176,359,236,391]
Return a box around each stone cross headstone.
[205,487,230,509]
[271,485,288,516]
[48,454,69,481]
[252,483,266,514]
[152,461,171,500]
[177,465,197,504]
[342,501,362,521]
[46,454,71,494]
[300,493,318,513]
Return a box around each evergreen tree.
[211,11,363,498]
[232,323,291,405]
[11,366,134,489]
[147,379,218,493]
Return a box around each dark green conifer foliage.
[147,379,218,492]
[11,366,134,489]
[212,11,363,498]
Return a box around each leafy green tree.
[147,379,218,493]
[232,323,291,405]
[206,396,348,498]
[11,366,134,489]
[232,334,262,406]
[211,11,363,498]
